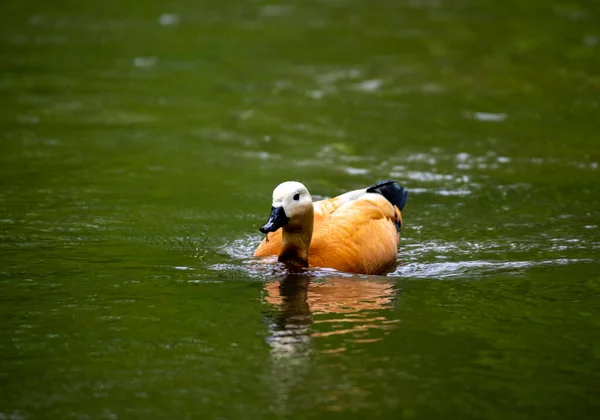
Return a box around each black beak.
[259,206,290,233]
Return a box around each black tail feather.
[367,180,408,211]
[366,180,408,233]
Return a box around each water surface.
[1,0,599,418]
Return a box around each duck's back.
[254,182,406,274]
[309,193,401,274]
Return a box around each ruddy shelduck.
[254,180,408,275]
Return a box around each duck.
[254,180,408,275]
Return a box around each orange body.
[254,192,403,275]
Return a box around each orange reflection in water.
[263,274,400,414]
[263,274,398,353]
[265,276,395,314]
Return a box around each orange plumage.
[254,181,407,275]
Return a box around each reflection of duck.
[264,274,313,357]
[264,274,397,354]
[264,274,398,416]
[255,180,408,274]
[265,275,396,315]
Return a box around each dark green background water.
[1,0,599,418]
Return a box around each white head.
[259,181,313,233]
[272,181,312,218]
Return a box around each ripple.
[464,111,508,122]
[354,79,383,92]
[404,187,472,196]
[133,56,158,68]
[212,233,598,280]
[260,5,294,17]
[218,235,259,260]
[158,13,180,26]
[391,258,593,279]
[344,167,369,176]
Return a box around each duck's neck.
[278,207,314,268]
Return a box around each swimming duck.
[254,180,408,275]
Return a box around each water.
[1,0,599,418]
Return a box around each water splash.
[391,258,592,279]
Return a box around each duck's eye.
[293,193,300,201]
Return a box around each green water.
[1,0,599,418]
